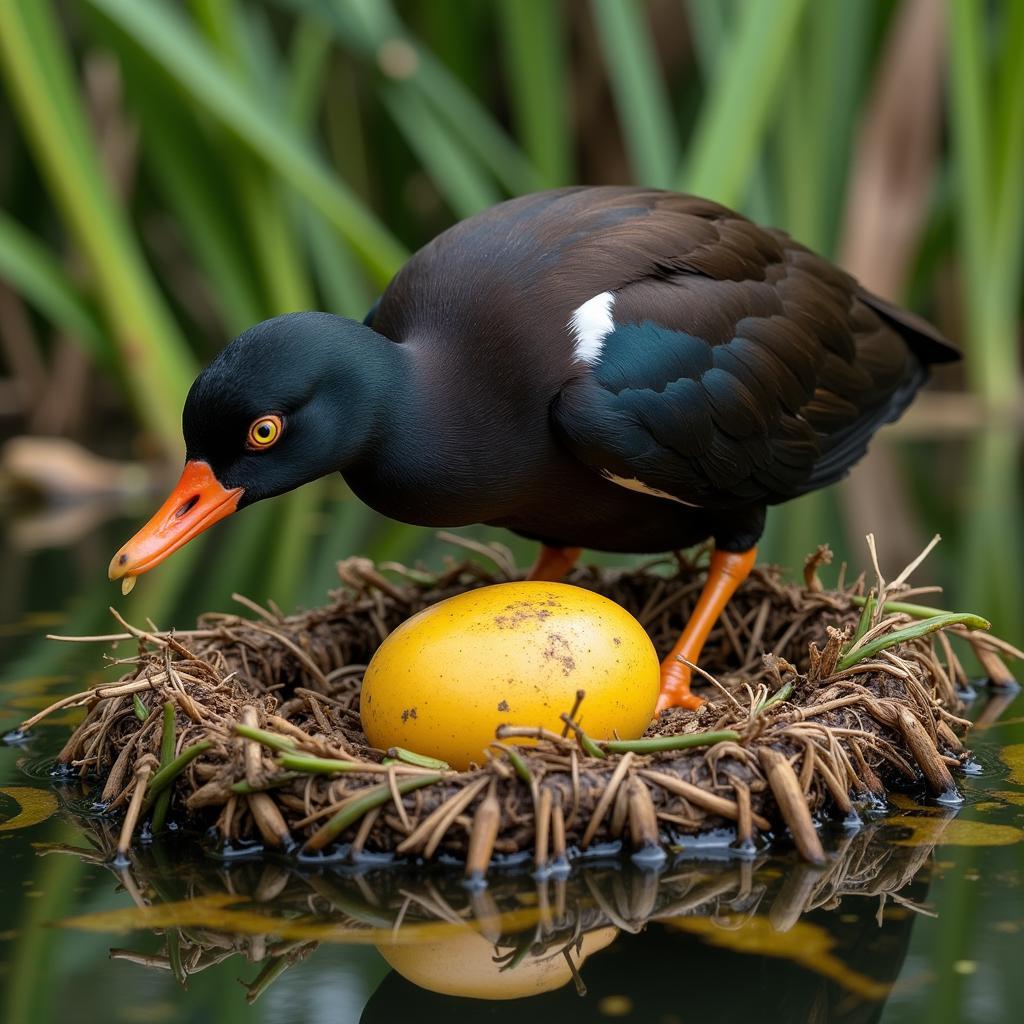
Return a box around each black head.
[183,312,384,506]
[110,312,398,582]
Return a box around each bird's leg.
[657,546,757,713]
[527,545,582,582]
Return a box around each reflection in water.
[0,785,58,831]
[366,922,909,1023]
[376,925,619,1001]
[44,816,947,1018]
[1001,743,1024,784]
[888,816,1022,847]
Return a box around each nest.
[31,540,1019,873]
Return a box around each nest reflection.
[46,811,949,1008]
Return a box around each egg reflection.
[375,924,619,1000]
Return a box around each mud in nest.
[31,540,1020,872]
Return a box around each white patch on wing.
[602,470,701,508]
[568,291,615,365]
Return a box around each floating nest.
[30,539,1020,873]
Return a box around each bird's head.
[109,312,395,585]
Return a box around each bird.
[108,187,957,713]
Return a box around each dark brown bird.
[109,187,957,712]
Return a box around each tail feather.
[859,290,959,365]
[794,357,929,496]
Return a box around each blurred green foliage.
[0,0,1022,611]
[1,0,1022,452]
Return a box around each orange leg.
[527,545,582,582]
[657,546,758,713]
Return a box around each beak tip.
[108,550,130,581]
[105,461,242,583]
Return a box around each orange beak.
[108,460,243,582]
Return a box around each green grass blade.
[947,0,1020,403]
[776,57,823,246]
[410,0,490,95]
[946,0,993,396]
[756,680,794,715]
[276,753,363,774]
[194,0,328,611]
[602,730,740,754]
[132,693,149,722]
[93,22,265,332]
[150,701,177,832]
[681,0,808,205]
[235,165,316,313]
[260,483,326,610]
[298,494,376,605]
[851,594,875,645]
[286,14,333,129]
[946,0,990,279]
[685,0,733,74]
[959,428,1024,645]
[850,596,953,621]
[135,111,266,333]
[590,0,679,187]
[142,740,214,809]
[774,0,866,253]
[387,747,450,771]
[813,0,870,255]
[380,84,500,217]
[332,0,541,195]
[497,0,572,187]
[283,12,371,317]
[0,212,107,363]
[231,726,296,759]
[88,2,264,333]
[0,0,197,456]
[186,0,314,320]
[304,774,443,851]
[838,613,990,671]
[87,0,407,284]
[300,205,372,318]
[414,51,543,197]
[987,0,1024,359]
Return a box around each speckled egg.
[359,581,660,769]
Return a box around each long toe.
[657,662,705,712]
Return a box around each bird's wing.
[551,192,948,509]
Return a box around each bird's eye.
[247,414,282,449]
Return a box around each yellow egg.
[377,925,619,999]
[360,581,659,769]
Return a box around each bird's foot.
[656,659,705,713]
[527,545,582,582]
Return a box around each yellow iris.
[247,414,282,448]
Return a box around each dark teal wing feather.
[552,197,948,509]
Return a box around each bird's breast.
[343,343,564,527]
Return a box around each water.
[1,430,1021,1023]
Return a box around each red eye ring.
[247,414,282,449]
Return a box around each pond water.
[0,430,1021,1024]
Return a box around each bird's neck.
[339,330,551,527]
[325,323,414,474]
